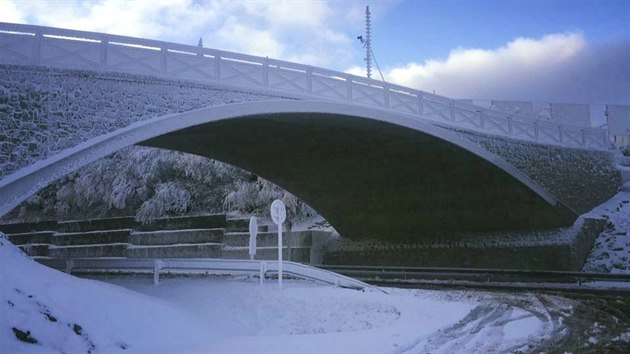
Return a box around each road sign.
[271,199,286,225]
[248,216,258,260]
[270,199,285,290]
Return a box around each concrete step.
[52,230,131,246]
[48,244,128,258]
[126,243,222,258]
[622,181,630,192]
[6,231,54,245]
[221,246,310,263]
[130,228,224,245]
[17,244,50,257]
[0,220,57,234]
[137,214,226,231]
[58,217,137,233]
[226,217,270,232]
[619,166,630,183]
[224,231,312,248]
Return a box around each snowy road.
[98,276,555,354]
[3,234,629,353]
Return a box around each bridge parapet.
[0,22,609,150]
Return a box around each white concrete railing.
[0,22,609,150]
[36,257,382,292]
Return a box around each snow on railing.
[36,257,382,292]
[0,22,609,150]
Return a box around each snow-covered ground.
[582,191,630,274]
[2,233,560,354]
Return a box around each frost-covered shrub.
[135,182,191,224]
[2,146,316,224]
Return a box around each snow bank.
[582,191,630,273]
[2,231,551,353]
[0,232,212,353]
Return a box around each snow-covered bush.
[2,146,316,224]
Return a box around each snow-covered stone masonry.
[0,64,280,179]
[453,129,620,214]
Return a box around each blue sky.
[1,0,628,105]
[370,0,629,65]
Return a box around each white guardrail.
[0,22,609,150]
[36,257,383,292]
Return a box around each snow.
[582,191,630,274]
[1,232,555,353]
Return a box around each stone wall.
[0,65,277,179]
[452,129,620,214]
[321,218,606,270]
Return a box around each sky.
[0,0,628,105]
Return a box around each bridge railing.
[0,22,609,150]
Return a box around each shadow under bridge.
[141,100,576,241]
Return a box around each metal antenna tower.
[365,5,372,79]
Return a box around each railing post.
[160,46,167,74]
[346,76,353,101]
[533,121,539,142]
[449,102,456,122]
[580,129,586,148]
[262,58,269,87]
[259,261,266,286]
[153,260,163,285]
[383,84,390,108]
[214,55,221,79]
[32,29,42,65]
[65,259,73,274]
[418,94,424,115]
[507,116,513,136]
[306,68,313,94]
[478,111,485,129]
[100,36,108,70]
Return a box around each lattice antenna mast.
[365,5,372,79]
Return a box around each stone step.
[221,246,310,263]
[126,243,222,258]
[622,181,630,192]
[52,230,131,246]
[130,228,224,245]
[17,244,50,257]
[48,244,128,258]
[223,231,312,248]
[137,214,226,231]
[6,231,54,245]
[619,167,630,183]
[58,217,137,233]
[226,217,270,232]
[0,220,57,234]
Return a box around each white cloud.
[0,0,25,23]
[2,0,364,69]
[378,33,629,105]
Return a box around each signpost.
[248,216,258,260]
[270,199,286,290]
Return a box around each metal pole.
[365,6,372,79]
[278,223,283,290]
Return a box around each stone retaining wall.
[0,65,276,179]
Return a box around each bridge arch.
[0,99,576,240]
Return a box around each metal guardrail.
[0,22,609,150]
[36,257,383,292]
[321,265,630,295]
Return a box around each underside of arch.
[0,100,577,240]
[139,106,577,241]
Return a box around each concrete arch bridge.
[0,23,620,242]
